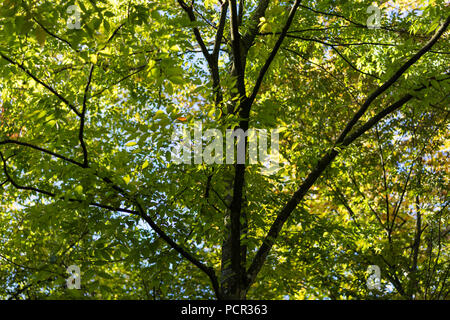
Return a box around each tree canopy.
[0,0,449,300]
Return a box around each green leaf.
[35,26,46,46]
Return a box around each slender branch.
[330,45,379,79]
[282,47,361,105]
[91,64,147,98]
[32,17,78,52]
[298,4,364,27]
[0,151,136,215]
[100,22,126,51]
[408,195,422,298]
[211,186,230,209]
[133,200,222,299]
[349,171,384,228]
[79,64,95,167]
[389,164,413,233]
[285,34,379,78]
[330,184,362,230]
[375,125,391,230]
[0,139,83,167]
[335,16,450,144]
[297,3,419,36]
[177,0,212,64]
[0,52,81,117]
[99,175,222,298]
[247,0,302,108]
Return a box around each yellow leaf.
[74,185,83,195]
[147,59,156,70]
[153,110,166,119]
[90,54,98,64]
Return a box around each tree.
[0,0,449,300]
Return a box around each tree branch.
[133,200,222,299]
[79,64,95,167]
[177,0,212,64]
[0,138,221,297]
[211,1,228,107]
[241,0,270,51]
[0,139,83,167]
[32,17,78,52]
[0,151,135,215]
[229,0,246,98]
[247,0,302,108]
[335,16,450,144]
[375,125,391,231]
[245,73,448,289]
[0,52,81,117]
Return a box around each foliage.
[0,0,449,299]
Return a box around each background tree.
[0,0,449,299]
